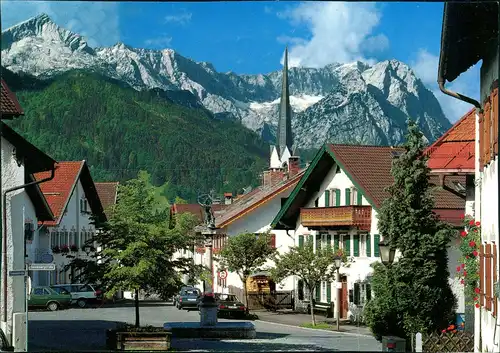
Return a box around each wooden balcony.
[300,206,372,230]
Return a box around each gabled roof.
[25,173,54,222]
[1,79,24,119]
[215,170,305,229]
[95,182,119,217]
[425,109,475,172]
[272,144,465,230]
[34,161,106,226]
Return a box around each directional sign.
[28,263,55,271]
[9,270,26,277]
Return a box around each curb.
[255,320,374,338]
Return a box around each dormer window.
[80,198,89,214]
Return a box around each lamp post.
[378,240,396,267]
[333,255,342,331]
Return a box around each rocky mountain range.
[2,13,452,148]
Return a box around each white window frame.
[351,187,357,205]
[359,234,367,257]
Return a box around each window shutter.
[480,244,485,307]
[494,244,498,317]
[349,289,354,303]
[334,234,340,250]
[343,235,350,256]
[353,235,360,257]
[298,235,304,248]
[298,280,304,300]
[366,284,372,301]
[345,188,351,206]
[335,189,341,206]
[324,189,330,207]
[366,234,371,257]
[485,102,491,165]
[354,283,360,305]
[316,234,321,250]
[326,233,332,249]
[486,244,492,311]
[357,190,363,205]
[479,113,485,168]
[374,234,380,257]
[327,282,332,303]
[315,283,321,301]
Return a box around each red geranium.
[470,220,475,225]
[476,221,481,226]
[456,266,461,272]
[475,287,480,294]
[469,240,476,248]
[463,271,467,277]
[461,231,467,237]
[473,250,478,257]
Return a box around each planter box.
[106,329,172,351]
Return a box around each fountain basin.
[163,321,256,339]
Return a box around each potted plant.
[61,244,70,254]
[52,245,61,254]
[70,244,78,252]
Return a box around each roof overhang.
[1,122,56,174]
[25,173,55,222]
[430,169,475,175]
[79,162,107,223]
[439,2,498,83]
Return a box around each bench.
[306,300,334,318]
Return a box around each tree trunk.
[134,289,140,328]
[243,276,249,314]
[309,288,316,326]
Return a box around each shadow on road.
[69,299,173,309]
[171,338,336,351]
[29,320,123,351]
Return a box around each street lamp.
[333,254,342,331]
[378,240,396,266]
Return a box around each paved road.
[28,301,381,351]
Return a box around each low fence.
[246,291,294,311]
[422,331,474,353]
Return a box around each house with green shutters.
[271,143,465,320]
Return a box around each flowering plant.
[456,215,481,308]
[61,244,70,253]
[441,323,463,334]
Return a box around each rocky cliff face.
[2,14,452,147]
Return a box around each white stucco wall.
[0,137,40,341]
[41,179,96,285]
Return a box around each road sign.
[9,270,26,277]
[28,263,55,271]
[218,270,228,280]
[40,253,54,263]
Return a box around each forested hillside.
[5,69,269,202]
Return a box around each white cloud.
[411,48,481,122]
[1,1,121,47]
[277,2,388,68]
[144,36,172,48]
[164,11,192,25]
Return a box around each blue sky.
[1,1,480,122]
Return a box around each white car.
[51,284,103,308]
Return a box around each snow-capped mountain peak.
[2,14,452,148]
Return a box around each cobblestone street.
[28,301,381,351]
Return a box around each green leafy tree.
[65,172,203,327]
[364,120,457,343]
[270,238,348,326]
[215,232,276,311]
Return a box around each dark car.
[177,287,201,311]
[215,293,246,318]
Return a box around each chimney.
[224,192,233,205]
[263,169,285,187]
[288,156,300,177]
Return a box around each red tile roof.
[34,161,84,226]
[425,109,475,171]
[1,79,24,118]
[215,169,306,228]
[95,182,119,217]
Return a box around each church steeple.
[276,46,294,157]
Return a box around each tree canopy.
[364,120,457,342]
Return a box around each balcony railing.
[300,206,372,230]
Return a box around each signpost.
[218,270,228,280]
[28,263,55,271]
[8,270,27,277]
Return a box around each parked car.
[176,287,201,311]
[51,283,103,308]
[28,286,72,311]
[214,293,246,318]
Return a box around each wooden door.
[341,276,348,319]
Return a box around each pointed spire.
[276,47,293,158]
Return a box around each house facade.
[271,144,465,320]
[34,161,106,286]
[438,3,499,351]
[1,80,56,350]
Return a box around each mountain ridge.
[2,13,452,147]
